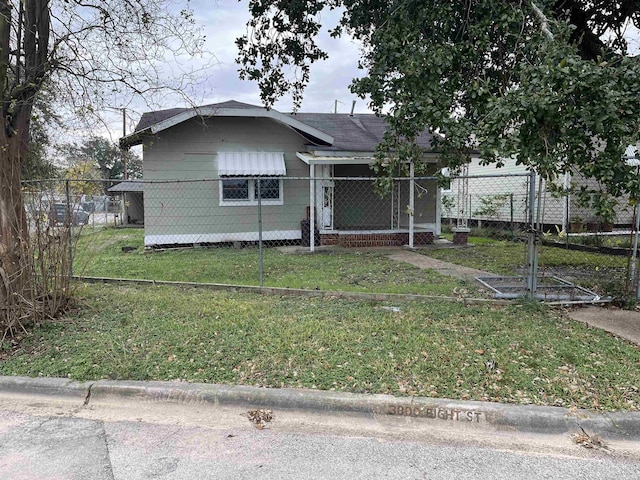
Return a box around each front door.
[316,165,334,230]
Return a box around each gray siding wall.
[142,117,310,243]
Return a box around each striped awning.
[217,152,286,176]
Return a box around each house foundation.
[320,231,434,248]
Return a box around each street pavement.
[0,389,639,480]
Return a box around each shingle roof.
[108,181,144,192]
[129,100,434,152]
[289,112,434,151]
[134,100,258,131]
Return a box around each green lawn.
[74,227,477,296]
[424,238,628,294]
[1,283,638,412]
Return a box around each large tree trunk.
[0,119,32,328]
[0,0,67,332]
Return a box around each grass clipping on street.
[1,283,639,412]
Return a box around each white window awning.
[217,152,287,176]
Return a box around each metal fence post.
[257,178,263,287]
[310,167,315,252]
[65,179,73,278]
[409,163,415,248]
[510,193,514,238]
[631,204,640,299]
[526,171,538,298]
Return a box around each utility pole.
[122,108,128,180]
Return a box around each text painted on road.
[387,406,483,422]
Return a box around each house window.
[222,179,250,201]
[255,178,280,200]
[219,178,283,206]
[217,152,286,206]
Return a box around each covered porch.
[297,152,441,249]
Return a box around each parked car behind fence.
[49,203,90,226]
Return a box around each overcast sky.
[106,0,370,140]
[102,1,640,141]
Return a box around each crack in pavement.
[101,421,116,480]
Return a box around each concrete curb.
[0,376,93,401]
[1,376,639,441]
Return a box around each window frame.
[219,177,284,206]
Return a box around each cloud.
[98,0,371,140]
[187,0,370,113]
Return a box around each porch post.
[310,163,315,252]
[409,161,415,248]
[562,171,570,233]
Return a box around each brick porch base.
[320,232,434,248]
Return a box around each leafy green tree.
[64,160,103,196]
[237,0,640,212]
[61,136,142,181]
[22,88,64,181]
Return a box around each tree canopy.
[60,136,142,181]
[237,1,640,209]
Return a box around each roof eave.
[120,105,335,148]
[297,151,441,165]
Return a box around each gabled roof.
[122,100,333,147]
[120,100,435,152]
[133,100,259,131]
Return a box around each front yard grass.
[74,227,476,296]
[1,283,638,412]
[424,238,628,294]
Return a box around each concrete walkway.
[566,307,640,346]
[389,250,493,282]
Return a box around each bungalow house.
[120,100,441,248]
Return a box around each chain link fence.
[20,174,640,302]
[443,171,639,301]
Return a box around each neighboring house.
[443,157,562,228]
[120,100,441,248]
[443,156,635,231]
